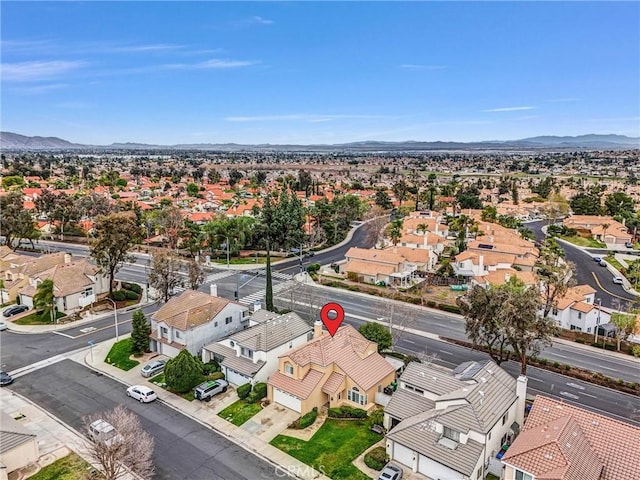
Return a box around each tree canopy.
[358,322,392,353]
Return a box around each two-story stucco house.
[384,360,528,479]
[546,284,611,334]
[267,321,396,415]
[149,289,249,357]
[201,310,313,387]
[17,255,109,315]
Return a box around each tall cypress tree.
[131,309,150,355]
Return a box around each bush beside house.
[364,446,388,471]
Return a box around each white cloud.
[163,59,259,70]
[104,43,186,53]
[2,60,86,82]
[400,64,447,70]
[251,16,274,25]
[483,106,537,112]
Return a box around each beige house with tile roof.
[150,290,250,357]
[267,322,396,414]
[502,395,640,480]
[546,284,610,334]
[202,310,313,387]
[563,215,632,245]
[17,256,109,314]
[385,360,528,479]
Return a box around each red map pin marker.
[320,302,345,337]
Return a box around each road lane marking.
[52,331,74,339]
[559,391,580,400]
[582,392,598,399]
[591,272,635,301]
[567,382,585,390]
[9,355,66,378]
[438,350,454,355]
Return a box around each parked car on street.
[0,321,8,331]
[593,256,602,263]
[89,419,122,446]
[599,260,607,267]
[194,379,228,402]
[626,242,634,248]
[613,276,624,285]
[378,464,403,480]
[0,371,14,386]
[140,359,166,378]
[2,305,29,318]
[126,385,158,403]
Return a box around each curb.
[79,346,319,480]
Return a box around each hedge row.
[364,446,388,471]
[328,406,367,418]
[236,382,267,403]
[290,407,318,429]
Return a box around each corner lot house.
[384,360,527,479]
[502,395,640,480]
[0,412,39,480]
[267,322,396,415]
[202,310,313,387]
[150,290,249,357]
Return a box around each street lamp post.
[594,298,602,344]
[106,298,119,342]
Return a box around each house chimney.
[505,273,511,282]
[64,253,72,264]
[516,375,528,428]
[313,320,323,339]
[210,284,218,297]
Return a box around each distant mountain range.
[1,131,638,152]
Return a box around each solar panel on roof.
[477,244,494,249]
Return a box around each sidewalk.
[71,336,332,480]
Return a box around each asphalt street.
[527,220,636,308]
[10,360,278,480]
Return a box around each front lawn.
[270,418,382,480]
[559,235,606,248]
[28,451,103,480]
[218,400,262,426]
[14,310,66,325]
[105,338,139,371]
[605,255,625,272]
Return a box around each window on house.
[175,330,181,339]
[443,426,460,442]
[378,384,382,393]
[338,392,341,400]
[347,387,367,406]
[225,316,233,325]
[515,470,533,480]
[587,327,591,333]
[577,312,582,320]
[502,413,508,425]
[552,307,558,316]
[214,321,218,327]
[161,327,168,335]
[289,341,293,348]
[241,347,253,359]
[307,332,314,341]
[230,341,235,347]
[285,364,294,375]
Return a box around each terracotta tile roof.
[392,246,431,263]
[269,369,324,399]
[570,301,594,314]
[503,415,603,480]
[344,259,396,276]
[283,325,395,391]
[152,290,233,330]
[322,372,346,394]
[345,247,404,265]
[19,259,97,298]
[149,330,186,351]
[503,396,640,480]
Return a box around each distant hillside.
[0,132,81,149]
[1,131,638,151]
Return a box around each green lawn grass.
[270,418,382,480]
[218,400,262,426]
[212,257,266,265]
[559,235,606,248]
[14,310,66,325]
[28,451,103,480]
[104,338,139,371]
[605,255,625,272]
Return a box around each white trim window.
[347,386,367,406]
[515,470,533,480]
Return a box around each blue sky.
[2,1,639,145]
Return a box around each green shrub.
[237,383,252,400]
[164,349,204,393]
[111,290,126,301]
[124,290,139,300]
[438,303,461,314]
[364,446,388,471]
[307,263,321,273]
[538,358,548,365]
[553,361,560,368]
[208,372,225,381]
[327,406,367,418]
[348,285,360,292]
[123,282,142,294]
[203,360,220,374]
[563,364,571,371]
[426,300,436,308]
[575,338,585,344]
[298,407,318,429]
[369,408,384,427]
[247,382,267,403]
[633,345,640,358]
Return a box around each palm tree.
[33,279,56,323]
[388,219,403,246]
[601,223,610,244]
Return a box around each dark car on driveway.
[0,371,14,386]
[2,305,29,318]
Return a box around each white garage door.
[226,368,249,387]
[392,443,414,468]
[273,388,301,413]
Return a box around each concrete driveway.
[241,403,300,442]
